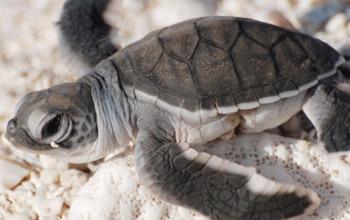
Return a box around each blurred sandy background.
[1,0,350,219]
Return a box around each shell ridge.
[195,17,235,51]
[186,63,200,99]
[254,89,264,105]
[215,94,239,114]
[270,49,281,78]
[197,38,224,51]
[290,80,303,92]
[288,34,311,60]
[239,22,269,50]
[270,34,287,48]
[191,20,207,98]
[148,36,165,76]
[161,54,201,98]
[269,35,287,78]
[158,22,202,98]
[229,32,243,86]
[189,18,204,60]
[124,51,139,77]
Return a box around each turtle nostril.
[6,118,17,135]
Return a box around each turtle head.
[5,82,101,162]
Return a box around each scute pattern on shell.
[111,16,342,113]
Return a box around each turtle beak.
[5,118,17,141]
[5,117,53,152]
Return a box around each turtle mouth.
[6,123,79,155]
[6,127,52,152]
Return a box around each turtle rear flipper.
[135,130,320,220]
[58,0,120,75]
[303,83,350,153]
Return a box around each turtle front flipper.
[135,130,320,220]
[303,82,350,152]
[58,0,120,75]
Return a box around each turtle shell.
[110,16,345,123]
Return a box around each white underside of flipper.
[246,171,321,219]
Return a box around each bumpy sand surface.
[1,0,350,219]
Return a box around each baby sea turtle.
[5,0,349,219]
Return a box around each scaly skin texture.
[133,103,319,220]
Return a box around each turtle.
[5,0,350,219]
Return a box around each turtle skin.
[110,16,342,113]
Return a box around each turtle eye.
[41,115,61,139]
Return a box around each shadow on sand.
[194,133,350,220]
